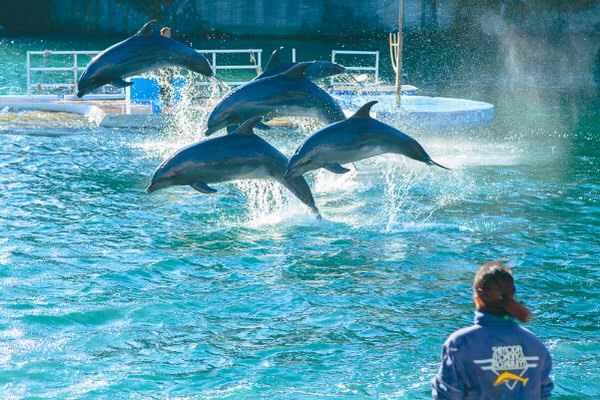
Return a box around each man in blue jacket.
[432,261,553,399]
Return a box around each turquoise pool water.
[1,34,599,398]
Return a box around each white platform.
[0,96,167,128]
[332,93,494,126]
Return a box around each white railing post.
[257,51,262,75]
[292,48,296,62]
[26,51,31,96]
[330,50,336,86]
[125,84,131,114]
[73,53,78,95]
[375,51,380,83]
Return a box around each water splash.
[313,164,359,194]
[133,71,225,159]
[382,162,424,232]
[233,180,315,227]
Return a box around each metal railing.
[27,50,105,96]
[199,49,263,86]
[26,49,264,97]
[330,50,379,86]
[25,48,380,97]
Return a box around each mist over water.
[0,29,598,399]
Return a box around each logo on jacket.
[473,345,539,390]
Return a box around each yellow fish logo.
[493,371,529,386]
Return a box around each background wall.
[1,0,599,38]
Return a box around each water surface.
[0,34,598,399]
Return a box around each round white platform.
[331,92,494,126]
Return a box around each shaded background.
[1,0,600,38]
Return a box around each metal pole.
[26,52,31,96]
[73,54,78,96]
[394,0,403,106]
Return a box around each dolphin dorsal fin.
[351,101,378,118]
[135,20,158,36]
[281,62,311,79]
[264,47,284,73]
[231,117,262,135]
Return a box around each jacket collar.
[474,310,517,326]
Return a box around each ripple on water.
[0,96,598,398]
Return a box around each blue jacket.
[432,311,553,400]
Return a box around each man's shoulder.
[444,324,482,346]
[514,324,550,351]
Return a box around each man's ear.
[473,295,485,309]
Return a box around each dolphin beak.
[205,126,218,136]
[146,182,161,193]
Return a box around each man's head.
[160,27,171,38]
[473,260,530,322]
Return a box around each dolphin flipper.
[227,121,270,134]
[255,121,272,130]
[323,163,350,174]
[226,124,240,134]
[110,78,134,88]
[191,182,217,194]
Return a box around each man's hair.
[473,261,530,322]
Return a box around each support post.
[394,0,403,107]
[26,51,31,96]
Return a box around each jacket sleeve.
[540,346,554,399]
[431,339,465,400]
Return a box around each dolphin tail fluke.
[428,159,451,170]
[281,175,321,219]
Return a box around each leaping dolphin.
[77,20,213,97]
[255,47,346,81]
[147,117,321,219]
[284,100,449,179]
[205,62,345,136]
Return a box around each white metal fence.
[199,49,262,86]
[330,50,380,86]
[27,50,104,96]
[25,48,380,96]
[25,49,264,97]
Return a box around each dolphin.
[77,20,213,97]
[205,62,345,136]
[147,117,321,218]
[255,47,346,81]
[284,100,449,179]
[493,371,529,386]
